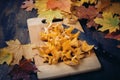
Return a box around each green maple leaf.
[0,49,13,65]
[38,9,63,23]
[94,12,120,33]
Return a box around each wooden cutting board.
[27,18,101,80]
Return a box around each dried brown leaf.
[74,5,100,28]
[105,30,120,40]
[104,2,120,15]
[95,0,111,12]
[21,0,35,11]
[74,6,99,19]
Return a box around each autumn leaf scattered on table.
[47,0,72,13]
[34,0,48,12]
[19,58,38,73]
[104,2,120,15]
[80,0,97,4]
[95,0,111,12]
[74,6,98,19]
[86,18,99,28]
[71,0,82,6]
[20,0,120,49]
[0,49,13,65]
[21,0,35,11]
[10,58,38,80]
[5,39,36,65]
[72,0,97,7]
[0,59,38,80]
[34,0,64,23]
[105,30,120,40]
[38,9,63,23]
[73,5,100,28]
[94,12,120,33]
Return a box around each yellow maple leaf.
[34,0,48,12]
[38,9,63,23]
[94,12,120,33]
[0,49,13,65]
[5,39,36,65]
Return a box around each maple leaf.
[73,5,100,28]
[10,58,38,80]
[86,13,102,28]
[5,39,36,65]
[74,6,98,19]
[104,2,120,15]
[72,0,97,7]
[38,9,63,23]
[105,30,120,40]
[19,59,38,73]
[47,0,72,13]
[71,0,82,6]
[34,0,48,12]
[0,49,13,65]
[81,0,97,4]
[94,12,120,33]
[95,0,111,12]
[86,19,99,28]
[21,0,35,11]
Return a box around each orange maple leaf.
[47,0,72,13]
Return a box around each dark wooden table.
[0,0,120,80]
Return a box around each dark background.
[0,0,120,80]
